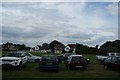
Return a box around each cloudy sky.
[1,1,118,47]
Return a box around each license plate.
[46,63,52,65]
[76,66,82,68]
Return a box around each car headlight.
[14,59,19,61]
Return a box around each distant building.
[54,44,64,53]
[35,45,39,51]
[65,44,76,53]
[2,43,18,51]
[9,45,18,51]
[30,48,34,52]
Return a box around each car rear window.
[42,56,56,61]
[72,57,85,62]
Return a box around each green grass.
[30,52,61,56]
[2,52,120,78]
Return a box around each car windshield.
[72,57,85,62]
[6,53,21,57]
[42,56,56,61]
[26,53,33,57]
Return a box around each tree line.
[2,40,120,55]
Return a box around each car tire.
[18,62,22,70]
[102,59,106,64]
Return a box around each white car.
[25,52,41,63]
[1,51,28,70]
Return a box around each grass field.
[1,51,120,78]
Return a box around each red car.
[67,55,88,70]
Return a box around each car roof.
[69,55,83,57]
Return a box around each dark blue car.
[38,55,59,72]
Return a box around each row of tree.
[2,40,65,52]
[2,43,31,51]
[75,44,98,54]
[98,40,120,55]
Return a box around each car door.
[25,53,34,62]
[21,53,27,64]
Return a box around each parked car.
[25,52,41,63]
[67,55,88,70]
[57,54,65,63]
[63,53,76,63]
[38,55,59,72]
[57,53,75,63]
[1,51,28,70]
[96,52,120,64]
[104,56,120,70]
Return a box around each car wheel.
[18,62,22,70]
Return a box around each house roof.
[67,44,76,48]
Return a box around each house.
[34,45,40,51]
[30,48,34,52]
[54,44,64,53]
[65,44,76,53]
[9,45,18,51]
[2,43,18,51]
